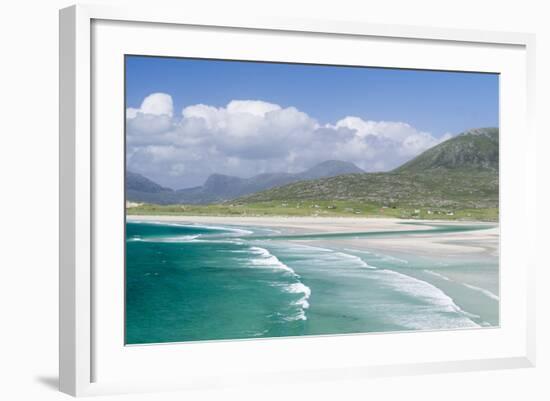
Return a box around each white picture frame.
[59,3,536,397]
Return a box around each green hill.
[229,128,499,218]
[395,127,498,172]
[234,170,497,209]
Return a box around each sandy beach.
[127,215,499,258]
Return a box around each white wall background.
[0,0,547,400]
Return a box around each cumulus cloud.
[332,117,443,157]
[127,92,173,118]
[126,94,453,188]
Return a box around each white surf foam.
[249,246,312,321]
[127,236,143,242]
[155,235,201,242]
[377,269,480,329]
[248,246,296,274]
[423,270,499,301]
[333,252,376,269]
[343,248,372,255]
[285,244,334,253]
[190,224,253,236]
[128,220,253,236]
[423,270,452,281]
[132,234,202,243]
[128,235,201,243]
[283,282,312,310]
[462,283,500,301]
[344,248,409,264]
[381,254,409,264]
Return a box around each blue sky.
[125,55,499,188]
[126,55,498,139]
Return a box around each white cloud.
[126,107,139,119]
[127,92,173,118]
[126,93,175,140]
[127,114,173,139]
[333,117,444,157]
[226,100,281,117]
[126,94,454,188]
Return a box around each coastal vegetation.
[126,200,497,221]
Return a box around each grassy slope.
[237,170,497,209]
[127,170,499,221]
[127,200,497,221]
[127,128,499,222]
[395,128,498,172]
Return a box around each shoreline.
[127,214,498,257]
[127,214,495,230]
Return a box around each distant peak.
[203,173,242,188]
[459,127,498,137]
[314,160,353,166]
[300,160,364,180]
[394,127,499,173]
[307,160,364,171]
[126,171,172,192]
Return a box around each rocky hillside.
[236,128,499,209]
[395,127,498,172]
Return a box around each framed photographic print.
[59,4,536,396]
[124,56,500,344]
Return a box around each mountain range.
[127,160,364,204]
[127,127,499,209]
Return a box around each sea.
[125,220,499,345]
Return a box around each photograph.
[124,55,499,345]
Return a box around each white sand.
[127,215,498,257]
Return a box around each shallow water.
[125,220,498,344]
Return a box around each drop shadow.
[35,376,58,391]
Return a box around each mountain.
[236,128,499,209]
[395,127,498,172]
[126,160,365,204]
[296,160,364,180]
[127,171,170,193]
[126,171,182,204]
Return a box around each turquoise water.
[125,220,498,345]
